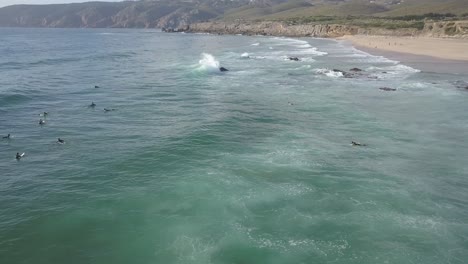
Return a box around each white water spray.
[198,53,220,72]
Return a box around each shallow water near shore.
[1,28,468,264]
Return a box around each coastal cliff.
[188,21,360,37]
[421,20,468,37]
[187,20,468,38]
[0,0,249,29]
[0,0,467,39]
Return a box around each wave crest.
[198,53,220,72]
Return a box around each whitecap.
[367,64,420,75]
[295,47,328,56]
[298,43,313,48]
[313,68,343,78]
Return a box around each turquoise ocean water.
[1,28,467,263]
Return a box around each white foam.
[367,64,420,75]
[329,53,368,58]
[273,37,309,46]
[407,82,428,88]
[300,57,315,62]
[299,44,313,48]
[251,42,260,46]
[271,38,326,55]
[241,52,250,58]
[313,68,343,78]
[198,53,220,72]
[352,56,398,64]
[295,47,328,56]
[386,64,420,73]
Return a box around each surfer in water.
[57,138,65,144]
[39,112,48,117]
[351,141,367,146]
[16,152,24,160]
[89,102,96,108]
[3,134,10,139]
[39,119,46,125]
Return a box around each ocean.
[1,28,467,264]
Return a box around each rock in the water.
[219,67,229,72]
[288,57,300,61]
[332,68,377,79]
[379,87,397,91]
[330,69,355,78]
[453,80,468,90]
[332,69,345,73]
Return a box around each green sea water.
[1,28,467,264]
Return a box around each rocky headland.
[187,20,468,38]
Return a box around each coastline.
[187,20,468,74]
[338,35,468,75]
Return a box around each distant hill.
[0,0,249,29]
[0,0,467,29]
[223,0,468,21]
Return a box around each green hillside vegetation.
[0,0,467,29]
[377,0,468,16]
[219,0,468,31]
[223,0,313,20]
[261,1,389,19]
[222,0,468,21]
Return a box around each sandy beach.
[340,35,468,61]
[340,35,468,74]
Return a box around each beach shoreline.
[338,35,468,75]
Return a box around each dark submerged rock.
[351,141,367,146]
[379,87,397,91]
[288,57,300,61]
[349,68,363,72]
[219,67,229,72]
[332,69,346,74]
[453,80,468,90]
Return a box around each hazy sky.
[0,0,120,8]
